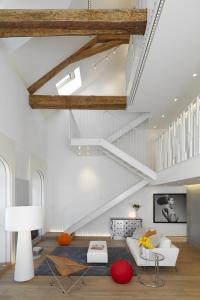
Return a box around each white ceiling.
[132,0,200,129]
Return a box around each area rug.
[35,246,138,276]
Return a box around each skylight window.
[56,67,82,95]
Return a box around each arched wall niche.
[29,156,47,236]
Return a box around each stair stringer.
[65,179,149,234]
[71,138,156,181]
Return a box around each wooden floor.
[0,235,200,300]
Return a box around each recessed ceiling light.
[153,126,157,129]
[174,98,178,102]
[161,114,165,118]
[193,73,198,78]
[78,146,81,150]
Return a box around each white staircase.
[66,112,156,234]
[71,138,156,180]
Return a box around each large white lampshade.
[5,206,43,282]
[5,206,43,232]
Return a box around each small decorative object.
[110,260,133,284]
[139,236,154,259]
[132,203,141,218]
[153,194,187,223]
[139,236,154,249]
[57,233,72,246]
[91,244,104,250]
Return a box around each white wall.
[0,46,47,181]
[77,185,187,237]
[0,45,47,261]
[46,111,140,232]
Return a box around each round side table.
[138,252,165,288]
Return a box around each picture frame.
[153,193,187,223]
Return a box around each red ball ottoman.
[110,260,133,284]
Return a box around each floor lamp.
[5,206,43,282]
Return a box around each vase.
[133,208,139,218]
[141,247,151,259]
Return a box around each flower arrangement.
[139,236,154,250]
[132,203,141,210]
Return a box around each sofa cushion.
[132,227,151,240]
[150,233,163,247]
[159,237,172,248]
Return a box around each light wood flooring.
[0,235,200,300]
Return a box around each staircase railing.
[112,119,152,168]
[69,111,154,168]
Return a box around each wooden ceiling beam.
[97,34,130,43]
[29,95,127,110]
[0,9,147,37]
[28,39,124,95]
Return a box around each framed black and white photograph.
[153,194,187,223]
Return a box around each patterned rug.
[35,246,138,276]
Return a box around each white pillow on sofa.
[159,237,172,248]
[150,233,163,247]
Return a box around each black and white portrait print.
[153,194,187,223]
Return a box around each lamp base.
[15,231,34,282]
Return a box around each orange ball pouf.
[57,233,72,246]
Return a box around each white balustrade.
[155,97,200,171]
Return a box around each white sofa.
[126,236,179,267]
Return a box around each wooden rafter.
[28,39,125,94]
[29,95,127,110]
[97,35,130,43]
[0,9,147,37]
